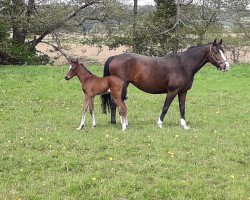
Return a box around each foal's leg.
[89,97,96,128]
[178,91,189,130]
[157,91,178,128]
[77,96,90,130]
[114,99,127,131]
[122,101,128,127]
[110,82,129,125]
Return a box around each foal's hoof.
[182,125,190,130]
[92,125,96,129]
[77,125,84,130]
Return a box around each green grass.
[0,64,249,200]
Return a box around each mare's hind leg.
[89,97,96,128]
[110,98,117,124]
[77,96,90,130]
[178,91,189,130]
[157,91,178,128]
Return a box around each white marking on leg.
[92,113,96,128]
[125,116,128,127]
[157,118,163,128]
[219,50,230,71]
[121,117,126,131]
[77,112,86,130]
[181,118,190,130]
[120,116,123,124]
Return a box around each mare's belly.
[131,80,168,94]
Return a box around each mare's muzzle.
[65,76,70,80]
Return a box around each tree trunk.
[12,0,27,44]
[132,0,139,53]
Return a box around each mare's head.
[208,39,230,72]
[65,59,81,80]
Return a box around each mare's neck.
[76,66,92,85]
[182,45,210,76]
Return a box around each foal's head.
[208,39,230,72]
[65,59,81,80]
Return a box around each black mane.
[186,43,209,51]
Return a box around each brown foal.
[65,59,128,131]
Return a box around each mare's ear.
[213,39,217,46]
[219,39,223,45]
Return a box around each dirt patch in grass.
[36,43,129,65]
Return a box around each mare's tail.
[101,56,115,114]
[103,56,114,77]
[101,94,111,114]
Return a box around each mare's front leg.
[157,91,178,128]
[178,91,190,130]
[77,96,90,130]
[89,96,96,128]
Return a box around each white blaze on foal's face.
[65,64,75,80]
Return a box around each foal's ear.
[219,39,223,45]
[213,39,217,46]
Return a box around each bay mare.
[65,59,128,131]
[101,39,229,129]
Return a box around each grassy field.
[0,64,249,200]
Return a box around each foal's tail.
[101,56,115,114]
[101,82,127,114]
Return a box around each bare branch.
[177,0,193,6]
[40,41,70,63]
[237,22,250,39]
[157,22,178,35]
[68,1,99,20]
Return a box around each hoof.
[157,118,163,128]
[182,125,190,130]
[77,125,84,130]
[157,124,163,128]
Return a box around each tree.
[0,0,117,64]
[222,0,250,63]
